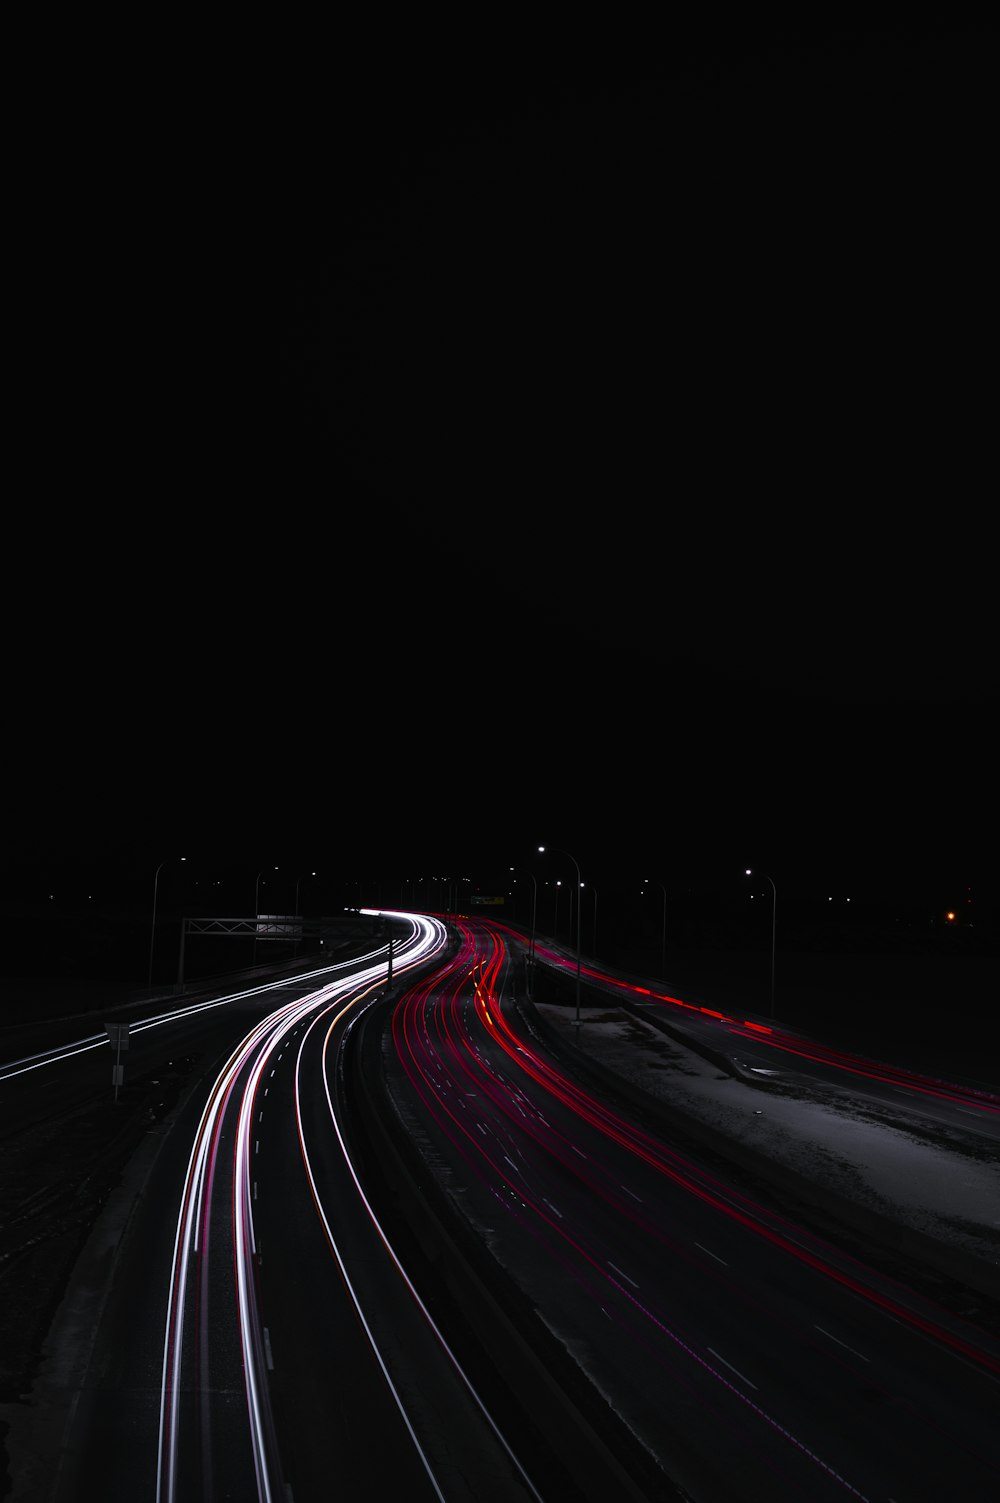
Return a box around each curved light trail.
[10,905,997,1500]
[0,949,391,1084]
[291,975,545,1503]
[388,917,1000,1501]
[155,913,452,1503]
[512,928,1000,1117]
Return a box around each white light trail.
[0,949,392,1083]
[293,942,545,1503]
[156,913,446,1503]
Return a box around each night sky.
[5,20,997,924]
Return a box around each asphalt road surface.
[4,912,999,1501]
[382,918,1000,1502]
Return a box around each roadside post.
[106,1022,130,1102]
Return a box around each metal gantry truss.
[175,914,357,986]
[183,916,305,939]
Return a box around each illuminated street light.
[539,845,583,1025]
[745,868,776,1019]
[148,857,186,992]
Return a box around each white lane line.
[542,1199,563,1219]
[621,1185,643,1202]
[815,1325,870,1363]
[608,1261,639,1288]
[708,1347,758,1390]
[572,1146,587,1158]
[695,1241,729,1266]
[263,1327,275,1371]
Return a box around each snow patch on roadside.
[534,1005,1000,1267]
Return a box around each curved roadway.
[5,912,999,1501]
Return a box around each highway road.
[383,917,1000,1501]
[4,911,999,1501]
[150,911,544,1503]
[3,916,553,1503]
[522,933,1000,1150]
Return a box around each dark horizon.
[5,19,996,964]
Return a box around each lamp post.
[539,845,583,1025]
[745,868,776,1019]
[148,857,186,991]
[641,879,668,978]
[582,880,597,957]
[509,866,538,986]
[294,870,316,954]
[254,867,278,967]
[294,870,312,918]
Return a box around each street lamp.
[254,867,279,966]
[148,857,186,991]
[745,868,776,1019]
[294,870,316,954]
[255,867,278,916]
[509,866,538,985]
[582,880,597,957]
[539,845,583,1025]
[294,869,316,918]
[644,879,667,978]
